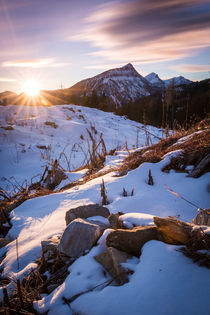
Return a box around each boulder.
[192,209,210,226]
[189,153,210,178]
[41,238,59,255]
[87,220,109,233]
[0,238,11,249]
[95,247,132,285]
[106,226,158,256]
[154,216,192,245]
[58,218,101,258]
[108,213,123,229]
[65,204,110,226]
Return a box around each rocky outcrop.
[95,247,132,285]
[106,226,158,256]
[58,218,101,258]
[154,216,192,245]
[65,204,110,226]
[192,209,210,226]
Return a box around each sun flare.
[22,79,40,97]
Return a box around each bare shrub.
[44,121,58,129]
[100,179,109,205]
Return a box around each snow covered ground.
[0,104,209,314]
[0,104,162,193]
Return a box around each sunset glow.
[22,80,40,97]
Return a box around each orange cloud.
[172,64,210,72]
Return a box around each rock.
[65,204,110,226]
[108,213,123,229]
[87,220,109,233]
[95,247,132,285]
[0,238,11,248]
[41,238,59,256]
[192,209,210,226]
[58,218,101,258]
[154,216,192,245]
[106,226,158,256]
[189,153,210,178]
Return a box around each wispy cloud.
[2,58,71,68]
[0,77,17,82]
[172,64,210,73]
[72,0,210,64]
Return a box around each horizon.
[0,0,210,93]
[0,62,207,95]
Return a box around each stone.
[154,216,192,245]
[58,218,101,258]
[65,204,110,226]
[189,153,210,178]
[87,220,109,233]
[0,238,11,249]
[41,238,59,256]
[95,247,132,285]
[106,226,158,256]
[108,213,123,229]
[192,209,210,226]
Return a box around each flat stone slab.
[58,218,101,258]
[65,204,110,226]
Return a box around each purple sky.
[0,0,210,92]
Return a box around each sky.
[0,0,210,93]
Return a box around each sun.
[22,79,40,97]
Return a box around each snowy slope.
[69,63,151,106]
[145,72,165,89]
[0,104,162,192]
[164,76,192,87]
[0,104,209,315]
[0,135,209,314]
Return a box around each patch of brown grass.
[119,119,210,174]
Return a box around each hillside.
[0,105,209,314]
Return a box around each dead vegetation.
[119,119,210,177]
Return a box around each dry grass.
[119,119,210,174]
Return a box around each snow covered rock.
[58,218,101,258]
[192,209,210,226]
[189,153,210,178]
[65,204,110,226]
[119,213,154,229]
[106,226,158,256]
[94,247,132,285]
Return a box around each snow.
[0,104,209,314]
[119,212,154,228]
[0,104,162,192]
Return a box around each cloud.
[72,0,210,63]
[0,77,17,82]
[2,59,71,68]
[172,64,210,73]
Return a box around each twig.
[16,237,20,271]
[166,186,205,211]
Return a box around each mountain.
[0,91,17,104]
[145,72,165,89]
[68,63,151,107]
[163,76,192,87]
